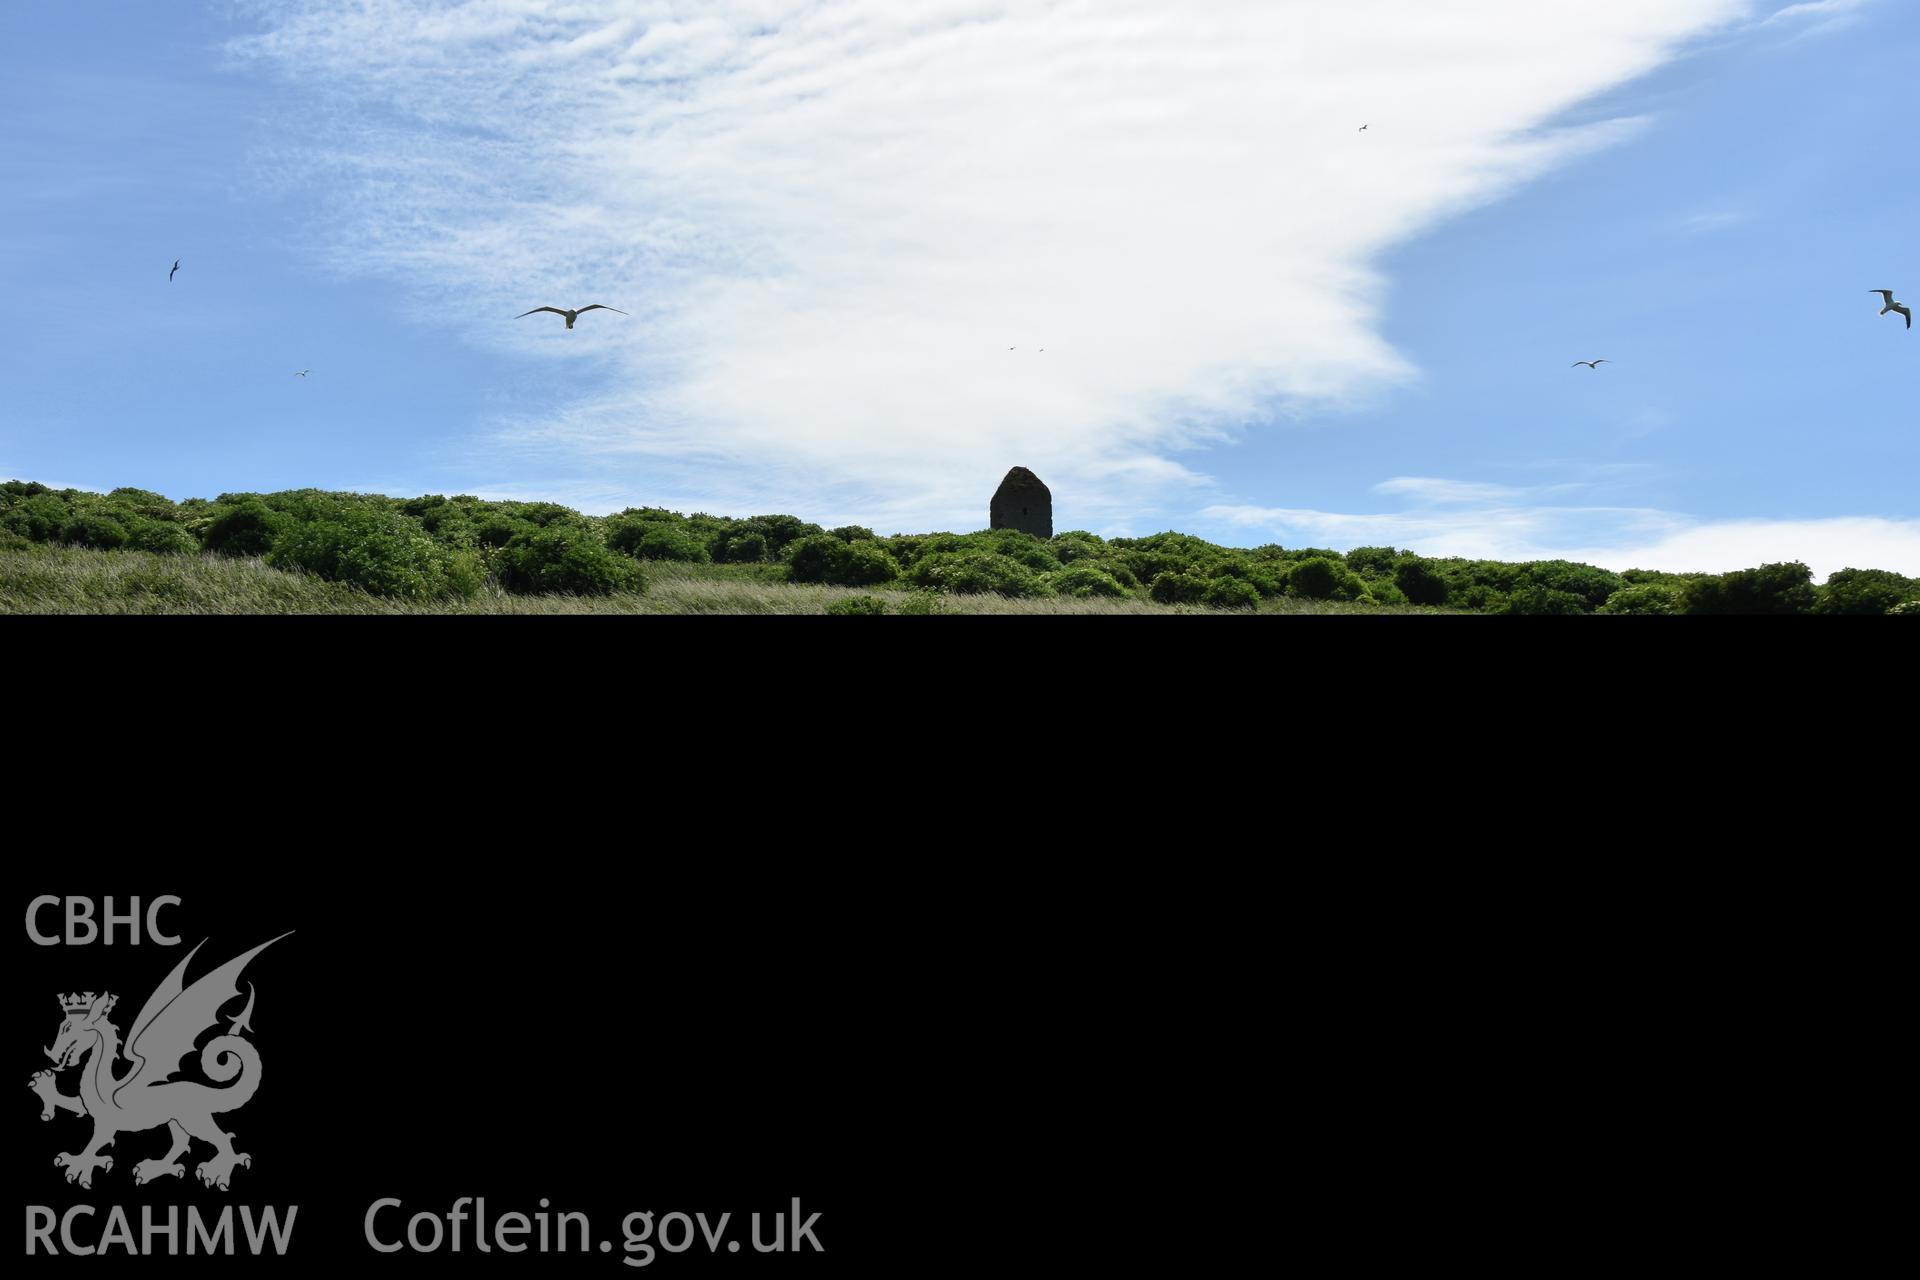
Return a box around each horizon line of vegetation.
[2,480,1915,616]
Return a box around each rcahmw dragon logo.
[28,933,292,1191]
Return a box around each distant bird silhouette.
[1871,290,1911,330]
[1359,125,1369,132]
[516,305,628,330]
[169,259,180,283]
[294,370,310,378]
[1572,360,1610,369]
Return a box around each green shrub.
[883,534,930,566]
[601,516,647,555]
[127,520,198,556]
[1048,564,1129,598]
[734,515,824,557]
[967,529,1061,572]
[826,595,890,615]
[1203,577,1261,610]
[1682,562,1817,615]
[908,551,1053,598]
[1621,568,1695,587]
[496,525,645,596]
[201,501,290,557]
[259,489,353,524]
[1503,581,1587,616]
[605,513,706,560]
[3,495,72,542]
[828,526,877,543]
[1363,579,1410,607]
[421,511,479,548]
[1111,531,1227,586]
[1889,599,1920,616]
[515,502,585,529]
[1051,533,1107,564]
[785,535,841,584]
[1814,568,1917,616]
[1599,584,1684,616]
[472,515,535,549]
[904,533,965,560]
[833,540,901,586]
[721,532,768,563]
[1394,558,1451,606]
[267,508,483,598]
[1244,562,1290,598]
[1453,584,1505,613]
[787,534,901,586]
[60,512,131,550]
[1149,572,1208,605]
[1210,558,1289,598]
[629,523,711,563]
[1287,557,1365,601]
[1346,546,1406,577]
[1117,549,1185,584]
[107,488,179,521]
[1517,560,1624,613]
[1286,557,1338,599]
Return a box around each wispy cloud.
[230,1,1751,529]
[1760,0,1873,25]
[1676,209,1752,234]
[1372,477,1529,505]
[1756,0,1880,36]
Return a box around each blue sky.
[2,1,1914,576]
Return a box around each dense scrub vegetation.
[3,480,1915,614]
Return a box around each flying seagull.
[294,370,310,378]
[1572,360,1610,369]
[169,259,180,283]
[1871,290,1911,330]
[516,305,628,330]
[1359,125,1369,132]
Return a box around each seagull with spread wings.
[1871,291,1911,330]
[169,259,180,283]
[516,305,629,331]
[1572,359,1610,369]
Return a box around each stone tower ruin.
[990,467,1053,540]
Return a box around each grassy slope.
[0,546,1454,615]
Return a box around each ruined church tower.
[990,467,1053,540]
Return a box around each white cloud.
[231,0,1752,528]
[1758,0,1877,30]
[1206,478,1920,580]
[1564,517,1920,581]
[1372,477,1529,505]
[1676,209,1752,234]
